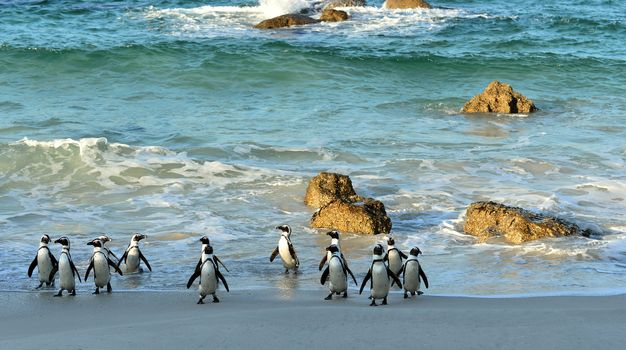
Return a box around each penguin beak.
[54,238,61,244]
[138,234,147,241]
[87,241,94,246]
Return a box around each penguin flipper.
[216,269,230,292]
[318,255,327,271]
[48,265,58,283]
[108,249,121,265]
[359,269,372,295]
[84,259,94,282]
[340,252,349,269]
[320,266,330,285]
[139,250,152,272]
[108,257,123,276]
[383,253,389,262]
[346,266,358,286]
[387,267,402,289]
[269,247,279,262]
[288,242,299,268]
[48,249,59,268]
[213,256,229,273]
[399,250,408,259]
[27,256,38,277]
[186,270,201,289]
[402,263,407,285]
[119,249,129,266]
[419,266,429,289]
[71,259,82,283]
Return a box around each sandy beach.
[1,290,625,350]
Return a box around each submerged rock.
[462,80,537,114]
[323,0,366,9]
[384,0,432,9]
[320,9,349,22]
[311,198,392,235]
[254,14,320,29]
[304,172,360,208]
[464,201,588,244]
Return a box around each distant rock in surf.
[320,9,349,22]
[384,0,432,9]
[323,0,366,9]
[254,14,320,29]
[305,172,361,208]
[305,172,392,235]
[464,201,590,244]
[462,81,537,114]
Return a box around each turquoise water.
[1,0,625,296]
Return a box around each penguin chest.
[37,249,53,282]
[403,261,421,292]
[58,255,74,289]
[278,238,296,268]
[328,259,347,293]
[93,255,111,287]
[199,263,217,295]
[388,251,402,275]
[126,248,140,272]
[371,264,390,298]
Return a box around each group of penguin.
[27,233,151,296]
[28,225,428,306]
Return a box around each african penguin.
[269,225,299,273]
[320,245,358,300]
[28,234,58,289]
[118,233,152,273]
[194,236,229,273]
[85,239,123,294]
[318,230,349,271]
[359,244,402,306]
[187,244,230,304]
[53,237,82,297]
[384,236,407,285]
[400,247,429,298]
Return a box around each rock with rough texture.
[311,199,392,235]
[304,172,360,208]
[254,14,320,29]
[384,0,431,9]
[462,80,537,114]
[320,9,349,22]
[464,201,587,244]
[323,0,366,9]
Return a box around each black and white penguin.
[359,244,402,306]
[195,236,229,273]
[384,236,407,280]
[318,230,348,271]
[28,234,58,289]
[97,235,120,265]
[85,239,123,294]
[53,237,81,297]
[187,244,230,304]
[320,245,358,300]
[118,233,152,273]
[400,247,429,298]
[269,225,299,273]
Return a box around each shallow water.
[0,0,625,296]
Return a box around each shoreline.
[1,290,625,349]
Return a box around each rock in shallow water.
[254,14,320,29]
[311,198,392,235]
[304,172,361,208]
[462,80,537,114]
[323,0,366,9]
[320,9,349,22]
[384,0,432,9]
[464,201,589,244]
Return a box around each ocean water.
[1,0,625,296]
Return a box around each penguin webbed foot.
[70,289,76,296]
[35,282,43,289]
[93,287,100,295]
[324,293,333,300]
[212,295,220,303]
[417,291,423,296]
[404,291,408,299]
[54,290,63,297]
[197,298,204,304]
[342,291,348,298]
[370,299,377,306]
[107,282,112,293]
[382,297,388,305]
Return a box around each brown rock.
[463,201,586,244]
[304,172,360,208]
[320,9,349,22]
[462,80,537,114]
[384,0,431,9]
[311,199,392,235]
[324,0,366,9]
[254,14,320,29]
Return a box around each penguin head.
[326,230,339,239]
[276,225,291,237]
[373,244,384,256]
[132,233,147,242]
[97,235,112,243]
[199,236,210,245]
[87,239,102,248]
[328,245,340,254]
[40,234,51,244]
[203,245,214,255]
[410,247,422,256]
[386,236,395,246]
[54,237,70,248]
